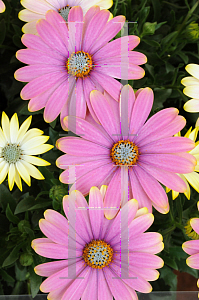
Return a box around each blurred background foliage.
[0,0,199,297]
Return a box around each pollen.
[58,5,71,22]
[82,240,113,269]
[67,51,93,78]
[111,139,139,166]
[1,143,22,164]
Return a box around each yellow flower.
[0,0,5,13]
[184,219,199,240]
[182,64,199,112]
[166,125,199,200]
[0,112,53,191]
[19,0,113,34]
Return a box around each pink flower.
[0,0,5,13]
[183,202,199,288]
[14,7,146,129]
[56,85,196,218]
[32,186,164,300]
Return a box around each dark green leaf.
[6,203,20,224]
[2,242,26,267]
[0,269,15,283]
[0,184,16,212]
[14,196,35,215]
[29,265,42,298]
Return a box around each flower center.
[83,240,113,269]
[67,51,93,78]
[111,139,139,166]
[184,219,199,240]
[1,143,22,164]
[58,5,71,22]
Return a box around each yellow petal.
[184,172,199,193]
[16,160,31,186]
[8,163,15,191]
[186,64,199,80]
[0,127,6,147]
[0,161,9,184]
[1,112,10,142]
[135,207,149,218]
[22,155,50,166]
[21,160,44,180]
[14,165,22,191]
[17,115,32,143]
[10,113,19,144]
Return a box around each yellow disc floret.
[83,240,113,269]
[111,139,139,166]
[67,51,93,78]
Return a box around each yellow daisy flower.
[0,0,5,13]
[0,112,53,191]
[19,0,113,34]
[166,125,199,200]
[182,64,199,112]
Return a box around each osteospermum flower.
[19,0,113,34]
[0,112,53,191]
[32,186,164,300]
[0,0,5,13]
[182,64,199,112]
[183,202,199,288]
[56,85,196,218]
[166,126,199,200]
[14,8,147,128]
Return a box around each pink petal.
[21,33,52,51]
[82,9,110,53]
[16,48,65,65]
[139,162,187,192]
[139,153,195,174]
[90,70,122,100]
[14,65,64,82]
[120,84,135,138]
[128,214,154,239]
[129,266,159,281]
[103,266,134,300]
[63,116,112,147]
[128,253,164,269]
[48,284,69,300]
[190,218,199,235]
[21,72,68,100]
[56,136,110,156]
[33,242,69,259]
[128,232,163,251]
[82,76,100,122]
[93,36,141,60]
[44,209,69,231]
[69,163,115,195]
[40,260,85,293]
[134,165,169,213]
[140,136,195,154]
[44,80,69,122]
[129,169,152,212]
[129,87,153,136]
[134,108,180,144]
[45,10,69,48]
[90,90,120,142]
[81,269,98,300]
[83,6,100,37]
[68,78,86,119]
[183,240,199,255]
[186,253,199,269]
[68,6,83,53]
[34,260,70,277]
[61,266,91,300]
[36,17,67,55]
[98,270,113,300]
[137,115,186,147]
[31,238,53,249]
[90,15,126,54]
[88,187,104,239]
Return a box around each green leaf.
[29,265,42,298]
[161,255,178,270]
[160,265,177,291]
[12,24,22,36]
[0,269,15,283]
[12,35,23,48]
[177,51,189,64]
[0,19,6,44]
[0,184,16,212]
[142,39,160,48]
[6,203,20,224]
[14,196,35,215]
[2,242,26,267]
[15,262,27,282]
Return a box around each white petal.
[14,165,22,191]
[8,163,16,191]
[21,136,49,151]
[21,160,44,180]
[186,64,199,80]
[16,160,31,186]
[0,127,6,147]
[22,155,50,166]
[184,99,199,113]
[17,116,32,143]
[22,144,53,155]
[181,76,199,86]
[1,112,10,142]
[20,128,44,145]
[10,114,19,144]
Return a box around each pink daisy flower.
[183,202,199,288]
[32,186,164,300]
[14,7,147,128]
[0,0,5,13]
[56,85,196,218]
[19,0,113,34]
